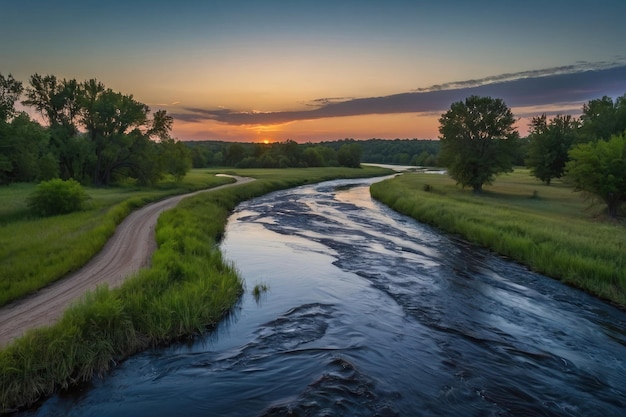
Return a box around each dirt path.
[0,175,254,347]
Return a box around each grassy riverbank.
[0,171,235,307]
[0,166,391,412]
[370,169,626,308]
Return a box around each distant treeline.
[187,138,442,168]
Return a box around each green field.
[370,169,626,307]
[0,171,235,307]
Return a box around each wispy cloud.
[171,60,626,126]
[412,58,626,92]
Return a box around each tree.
[579,94,626,142]
[22,74,86,180]
[0,73,23,122]
[22,74,81,133]
[224,143,246,166]
[438,96,519,193]
[565,133,626,217]
[0,113,53,184]
[148,109,174,141]
[78,79,153,185]
[526,114,579,185]
[337,143,362,168]
[160,138,192,181]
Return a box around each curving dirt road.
[0,175,254,347]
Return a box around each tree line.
[0,73,191,186]
[187,138,441,169]
[3,72,625,216]
[187,139,362,169]
[438,94,626,217]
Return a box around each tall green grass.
[0,172,234,307]
[0,166,391,412]
[370,169,626,307]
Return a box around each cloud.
[171,61,626,126]
[412,59,626,92]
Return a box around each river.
[24,176,626,416]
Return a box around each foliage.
[0,73,23,122]
[22,74,81,132]
[187,138,442,169]
[0,113,53,184]
[579,94,626,142]
[370,170,626,307]
[566,133,626,217]
[337,143,362,168]
[17,73,191,186]
[354,138,440,165]
[438,96,519,192]
[27,178,88,217]
[526,114,579,184]
[160,138,192,181]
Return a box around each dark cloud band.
[172,63,626,126]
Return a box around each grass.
[0,171,234,307]
[370,168,626,307]
[252,283,270,302]
[0,165,392,412]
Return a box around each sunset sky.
[2,0,626,143]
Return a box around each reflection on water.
[24,177,626,416]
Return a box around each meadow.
[370,169,626,307]
[0,171,235,307]
[0,166,391,412]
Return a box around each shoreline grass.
[0,166,391,412]
[370,169,626,308]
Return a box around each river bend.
[24,176,626,416]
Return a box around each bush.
[27,179,89,216]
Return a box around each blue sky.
[2,0,625,141]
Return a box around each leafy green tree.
[148,109,174,141]
[303,147,323,167]
[224,143,247,166]
[190,146,212,167]
[337,143,362,168]
[566,133,626,217]
[0,113,53,184]
[80,80,147,184]
[160,138,192,181]
[0,73,23,122]
[579,94,626,142]
[278,139,302,166]
[526,114,579,184]
[438,95,519,193]
[22,74,86,180]
[23,74,81,133]
[315,146,337,166]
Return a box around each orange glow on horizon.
[170,103,573,143]
[172,112,441,142]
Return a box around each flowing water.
[24,177,626,416]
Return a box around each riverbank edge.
[0,166,392,414]
[370,173,626,309]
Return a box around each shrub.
[27,179,89,217]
